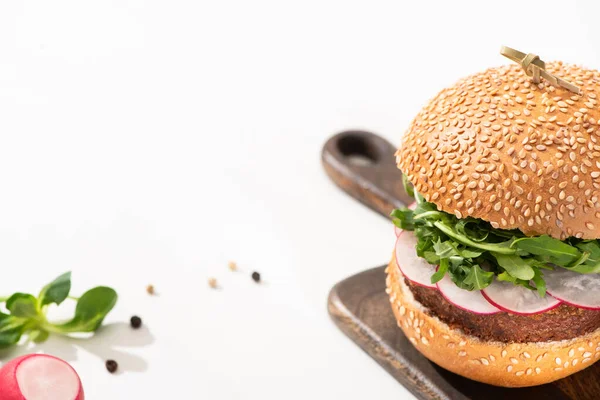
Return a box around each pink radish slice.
[482,280,560,315]
[0,354,84,400]
[544,268,600,310]
[395,230,436,288]
[436,274,501,314]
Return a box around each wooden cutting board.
[322,130,600,400]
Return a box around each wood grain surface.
[321,130,413,217]
[323,130,600,399]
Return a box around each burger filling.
[402,271,600,342]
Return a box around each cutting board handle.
[321,130,413,218]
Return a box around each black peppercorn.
[106,359,118,373]
[130,315,142,329]
[251,271,261,283]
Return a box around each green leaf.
[391,208,415,231]
[29,329,50,343]
[390,190,600,297]
[493,253,535,280]
[433,240,459,258]
[431,258,449,284]
[497,272,535,290]
[572,242,600,273]
[413,211,446,221]
[422,251,440,264]
[38,271,71,307]
[401,174,415,198]
[0,272,118,351]
[496,271,517,283]
[512,236,581,265]
[576,241,600,262]
[6,293,39,319]
[531,268,546,298]
[54,286,117,333]
[455,219,489,242]
[567,261,600,274]
[462,265,494,290]
[459,248,484,258]
[433,221,516,254]
[0,328,25,348]
[568,251,590,268]
[0,313,27,348]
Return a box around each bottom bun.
[386,255,600,387]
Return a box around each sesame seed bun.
[386,255,600,387]
[396,62,600,239]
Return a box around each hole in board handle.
[337,134,380,167]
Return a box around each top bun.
[397,62,600,239]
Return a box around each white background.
[0,1,599,398]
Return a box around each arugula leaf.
[431,258,448,284]
[496,271,517,283]
[568,251,590,268]
[462,265,494,290]
[54,287,118,333]
[422,251,441,264]
[496,271,535,290]
[531,268,547,298]
[433,240,459,258]
[577,241,600,262]
[433,221,516,254]
[402,174,415,198]
[38,271,71,307]
[512,236,581,265]
[571,241,600,273]
[390,191,600,295]
[493,254,535,280]
[566,260,600,274]
[455,219,489,242]
[459,248,484,258]
[391,209,415,231]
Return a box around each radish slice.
[436,274,501,314]
[544,268,600,310]
[395,231,436,288]
[482,280,560,315]
[0,354,84,400]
